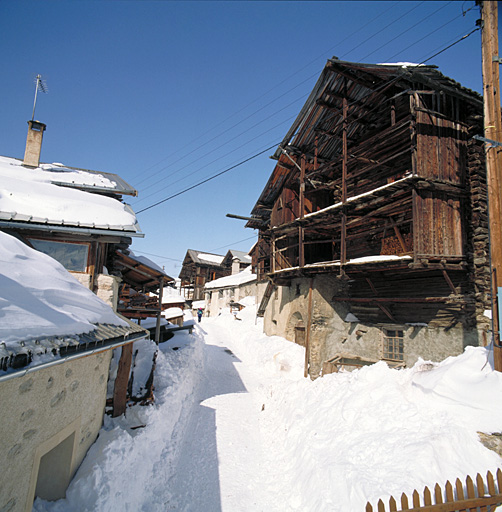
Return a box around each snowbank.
[34,329,204,512]
[33,301,502,511]
[0,231,127,346]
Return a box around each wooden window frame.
[382,329,404,361]
[27,238,91,273]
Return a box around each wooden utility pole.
[481,1,502,370]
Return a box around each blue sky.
[0,1,488,277]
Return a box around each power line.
[132,250,182,262]
[209,235,257,253]
[383,3,476,62]
[419,26,480,64]
[132,3,400,189]
[136,142,280,214]
[133,2,447,194]
[136,94,307,200]
[134,9,481,216]
[359,1,452,61]
[343,1,426,60]
[134,113,298,206]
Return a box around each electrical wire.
[359,1,452,61]
[132,250,183,262]
[209,235,257,253]
[134,112,298,205]
[133,2,445,192]
[136,93,307,199]
[132,3,400,188]
[136,142,280,214]
[135,9,481,216]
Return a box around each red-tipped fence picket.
[365,470,502,512]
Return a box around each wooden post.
[155,277,164,345]
[314,136,319,170]
[340,96,348,272]
[299,154,306,268]
[112,343,134,417]
[272,234,276,272]
[481,1,502,370]
[304,278,314,378]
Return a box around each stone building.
[0,120,150,510]
[246,60,490,377]
[0,231,147,512]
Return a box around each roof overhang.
[0,220,144,238]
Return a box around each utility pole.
[481,1,502,370]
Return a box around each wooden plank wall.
[414,94,467,185]
[413,191,463,257]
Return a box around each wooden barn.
[246,59,490,377]
[179,249,252,300]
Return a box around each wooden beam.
[389,216,408,253]
[299,155,306,268]
[365,277,397,322]
[304,278,314,378]
[112,343,134,417]
[331,296,467,303]
[442,269,457,294]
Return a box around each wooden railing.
[365,470,502,512]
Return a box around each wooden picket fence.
[365,470,502,512]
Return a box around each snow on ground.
[34,301,502,511]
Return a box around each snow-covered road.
[167,320,274,511]
[34,302,502,512]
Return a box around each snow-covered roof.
[197,252,224,265]
[205,266,256,289]
[0,155,142,236]
[0,231,146,373]
[163,307,184,320]
[127,250,165,274]
[225,249,252,263]
[184,249,225,267]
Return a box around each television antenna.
[31,74,48,121]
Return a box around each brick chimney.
[23,120,46,168]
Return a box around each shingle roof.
[0,318,147,375]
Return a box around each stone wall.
[70,273,121,311]
[206,280,269,317]
[0,350,112,512]
[264,275,484,378]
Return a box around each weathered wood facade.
[247,60,490,376]
[179,249,227,300]
[179,249,252,300]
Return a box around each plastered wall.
[0,350,112,512]
[263,275,486,378]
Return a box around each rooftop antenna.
[31,74,47,121]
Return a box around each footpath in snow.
[34,300,502,511]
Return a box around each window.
[383,329,404,361]
[29,239,89,272]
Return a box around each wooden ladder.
[257,281,275,317]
